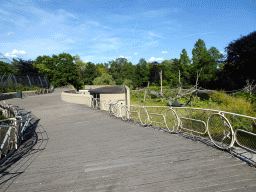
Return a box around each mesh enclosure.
[0,74,49,89]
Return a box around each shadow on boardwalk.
[0,108,49,192]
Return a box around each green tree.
[33,55,56,82]
[169,58,181,86]
[108,58,127,85]
[207,46,224,89]
[95,63,107,75]
[15,59,40,76]
[122,61,134,83]
[179,49,191,83]
[73,54,87,80]
[0,61,17,76]
[93,73,116,85]
[191,39,218,88]
[82,62,99,85]
[134,58,150,87]
[38,53,83,90]
[220,31,256,90]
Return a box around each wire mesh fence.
[0,73,49,91]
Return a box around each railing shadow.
[0,108,49,191]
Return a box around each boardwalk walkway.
[1,89,256,191]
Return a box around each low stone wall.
[0,90,51,101]
[61,90,92,107]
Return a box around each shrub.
[210,91,256,117]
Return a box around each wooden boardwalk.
[1,89,256,192]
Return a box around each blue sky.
[0,0,255,64]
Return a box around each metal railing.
[0,102,31,159]
[105,102,256,159]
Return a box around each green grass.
[131,88,256,117]
[130,87,256,151]
[0,85,42,94]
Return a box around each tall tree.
[33,55,56,82]
[16,59,40,76]
[191,39,217,88]
[134,58,150,87]
[180,49,191,67]
[207,46,224,89]
[51,53,83,90]
[0,61,17,76]
[220,31,256,90]
[122,61,134,84]
[82,62,99,85]
[108,58,128,85]
[73,54,87,80]
[179,49,191,84]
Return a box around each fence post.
[0,72,6,85]
[38,76,43,88]
[44,76,49,89]
[27,75,32,91]
[12,74,19,89]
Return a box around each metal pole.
[160,70,163,102]
[27,75,32,90]
[0,72,6,86]
[12,74,19,89]
[38,76,43,88]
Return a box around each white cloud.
[162,51,168,54]
[119,56,131,59]
[134,53,138,55]
[5,49,26,57]
[65,38,76,43]
[0,9,10,15]
[87,21,100,27]
[7,32,14,36]
[145,31,162,40]
[148,57,163,62]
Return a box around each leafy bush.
[0,85,42,94]
[209,91,256,117]
[235,91,256,103]
[0,109,6,120]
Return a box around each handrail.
[90,100,256,156]
[0,103,31,159]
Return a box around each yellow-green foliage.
[0,85,42,94]
[210,91,256,117]
[131,89,256,117]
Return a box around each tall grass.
[131,88,256,117]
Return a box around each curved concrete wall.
[61,90,92,107]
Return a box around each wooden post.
[160,70,163,102]
[178,70,181,96]
[143,81,150,102]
